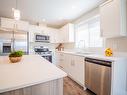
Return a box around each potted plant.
[9,51,24,63]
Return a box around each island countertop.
[0,55,67,93]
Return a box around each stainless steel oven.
[85,57,112,95]
[34,47,52,63]
[35,34,50,43]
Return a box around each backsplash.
[105,37,127,52]
[63,37,127,53]
[29,42,58,53]
[63,43,75,49]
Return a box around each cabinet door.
[54,31,60,43]
[29,32,34,42]
[59,28,65,43]
[73,56,84,86]
[59,23,74,43]
[67,54,74,77]
[46,28,60,43]
[29,25,43,42]
[29,25,35,42]
[68,55,84,86]
[63,54,71,73]
[55,52,61,66]
[68,24,74,42]
[16,20,29,32]
[59,53,65,70]
[100,0,127,38]
[1,17,29,32]
[100,0,119,37]
[55,53,65,69]
[50,30,58,43]
[55,53,71,73]
[62,25,68,43]
[1,17,15,30]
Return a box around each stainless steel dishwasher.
[85,57,112,95]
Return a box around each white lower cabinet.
[100,0,127,38]
[68,55,84,86]
[55,52,64,69]
[55,52,85,86]
[73,56,84,86]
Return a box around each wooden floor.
[64,77,95,95]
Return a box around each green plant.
[9,51,24,57]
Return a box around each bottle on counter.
[56,43,64,51]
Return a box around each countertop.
[0,55,67,93]
[56,51,127,62]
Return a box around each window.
[75,16,103,48]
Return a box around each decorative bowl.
[9,56,22,63]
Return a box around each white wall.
[64,7,127,52]
[73,7,99,24]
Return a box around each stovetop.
[34,47,52,56]
[35,51,52,56]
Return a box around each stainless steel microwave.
[35,34,50,43]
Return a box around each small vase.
[9,56,22,63]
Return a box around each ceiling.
[0,0,106,28]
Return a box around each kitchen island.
[0,55,67,95]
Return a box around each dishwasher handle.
[85,57,112,67]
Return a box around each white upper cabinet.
[29,25,43,42]
[49,23,74,43]
[29,25,60,43]
[16,20,29,32]
[0,17,29,32]
[46,27,60,43]
[100,0,127,38]
[0,17,15,30]
[60,23,74,43]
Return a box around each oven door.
[42,55,52,63]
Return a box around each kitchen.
[0,0,127,95]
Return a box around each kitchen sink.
[75,52,93,55]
